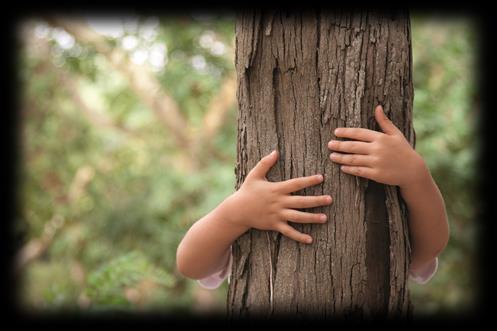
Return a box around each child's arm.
[327,105,449,277]
[176,150,332,280]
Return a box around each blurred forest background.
[16,13,478,316]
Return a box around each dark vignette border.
[2,1,493,326]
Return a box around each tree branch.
[199,73,236,144]
[57,67,137,138]
[15,165,95,271]
[45,16,192,152]
[26,27,138,139]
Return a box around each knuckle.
[377,135,388,144]
[271,222,282,231]
[269,205,279,218]
[395,135,406,143]
[370,144,380,153]
[269,184,280,194]
[290,211,301,221]
[285,178,295,186]
[287,182,297,192]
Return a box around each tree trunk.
[228,10,414,319]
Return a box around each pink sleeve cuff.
[198,250,438,288]
[197,248,233,290]
[409,257,439,285]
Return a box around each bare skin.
[176,105,449,280]
[329,105,449,273]
[176,151,331,279]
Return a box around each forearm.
[399,159,449,272]
[176,193,249,279]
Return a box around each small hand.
[231,150,332,244]
[328,105,427,188]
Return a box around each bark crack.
[230,11,412,318]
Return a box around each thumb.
[375,105,400,135]
[247,150,278,180]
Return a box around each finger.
[340,165,377,181]
[327,140,371,154]
[283,195,332,209]
[246,150,278,180]
[277,174,324,193]
[334,127,382,142]
[282,209,327,224]
[375,105,401,136]
[329,153,374,167]
[277,223,313,244]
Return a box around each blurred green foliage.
[409,15,477,315]
[17,13,477,316]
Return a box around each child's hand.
[327,105,427,188]
[228,150,332,244]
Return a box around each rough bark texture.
[228,10,414,319]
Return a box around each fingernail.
[316,174,323,181]
[306,237,313,244]
[326,195,332,203]
[334,128,341,135]
[320,214,327,222]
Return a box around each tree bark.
[228,10,414,319]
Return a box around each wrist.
[217,191,251,234]
[399,153,431,191]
